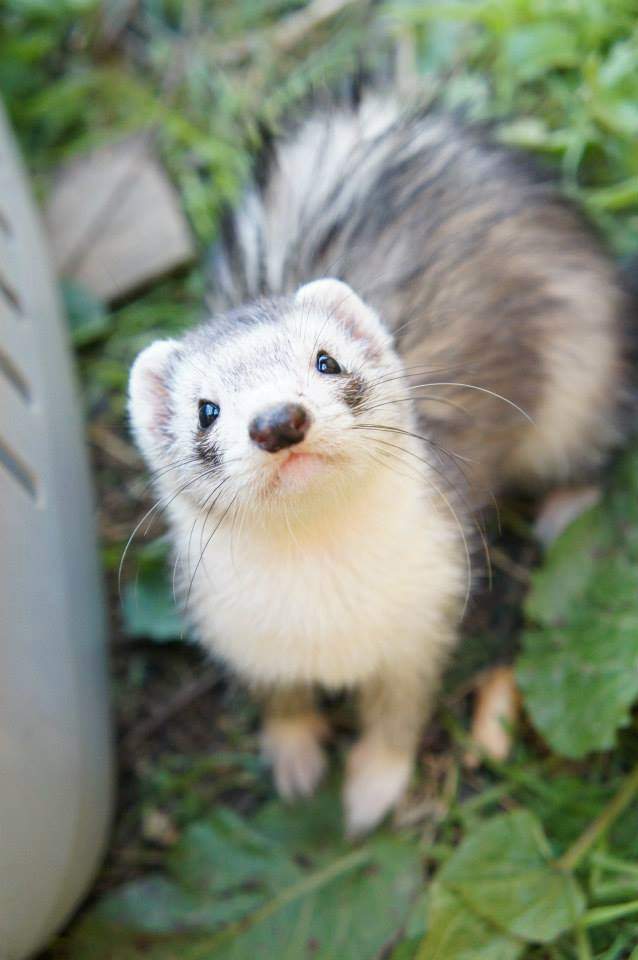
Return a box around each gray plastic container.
[0,102,112,959]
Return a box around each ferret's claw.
[343,739,412,837]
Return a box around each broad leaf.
[121,569,184,641]
[54,793,423,960]
[417,810,584,958]
[121,538,186,642]
[518,449,638,757]
[62,279,111,347]
[504,24,580,80]
[418,883,524,960]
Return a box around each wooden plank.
[44,136,195,302]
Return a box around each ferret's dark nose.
[249,403,311,453]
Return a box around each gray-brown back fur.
[207,97,630,504]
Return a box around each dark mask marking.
[342,374,367,411]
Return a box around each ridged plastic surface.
[0,102,112,960]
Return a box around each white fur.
[261,712,328,800]
[129,279,465,832]
[344,738,413,837]
[170,455,461,689]
[129,94,627,831]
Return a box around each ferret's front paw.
[343,739,412,837]
[261,714,328,801]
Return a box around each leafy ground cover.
[3,1,638,957]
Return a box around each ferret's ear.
[295,278,392,352]
[128,339,180,456]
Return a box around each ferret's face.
[129,279,409,519]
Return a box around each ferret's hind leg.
[260,685,329,801]
[344,658,444,837]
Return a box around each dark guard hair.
[206,96,633,508]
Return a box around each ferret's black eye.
[198,401,220,429]
[316,352,341,375]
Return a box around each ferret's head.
[129,279,411,521]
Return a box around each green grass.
[3,2,638,958]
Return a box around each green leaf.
[503,25,580,80]
[121,571,184,641]
[97,875,261,934]
[121,539,186,642]
[587,176,638,212]
[170,806,299,894]
[55,793,423,960]
[389,939,421,960]
[62,279,111,348]
[418,882,524,960]
[518,449,638,757]
[417,810,585,958]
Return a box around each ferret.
[129,96,629,836]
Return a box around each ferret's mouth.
[274,449,330,489]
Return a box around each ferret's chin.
[275,451,331,492]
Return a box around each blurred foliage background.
[3,1,638,958]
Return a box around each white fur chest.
[172,474,463,689]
